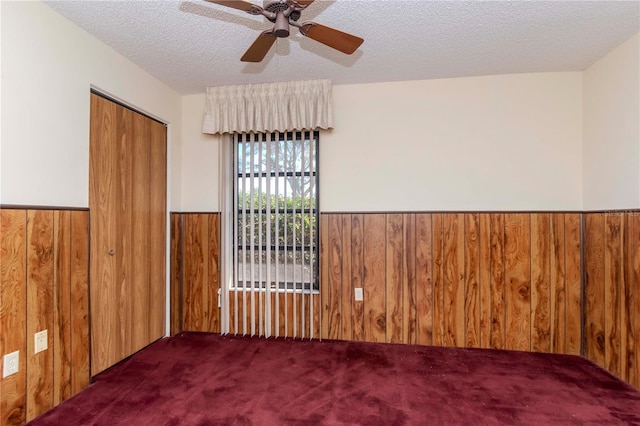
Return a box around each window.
[234,131,319,292]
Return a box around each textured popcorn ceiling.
[46,0,639,94]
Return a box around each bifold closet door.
[89,93,166,376]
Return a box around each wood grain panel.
[432,214,445,346]
[207,214,220,333]
[403,214,417,345]
[415,214,432,346]
[443,214,465,347]
[550,214,566,353]
[604,213,622,376]
[275,292,283,337]
[350,214,365,342]
[273,289,283,338]
[620,214,635,381]
[478,214,492,348]
[340,215,352,341]
[531,213,551,352]
[464,214,480,348]
[621,214,632,381]
[302,291,311,339]
[504,214,531,351]
[565,214,582,355]
[363,214,386,343]
[633,213,640,389]
[69,211,90,396]
[284,291,293,337]
[228,290,236,335]
[489,214,506,349]
[1,210,27,426]
[270,291,279,336]
[326,214,342,339]
[313,292,321,339]
[268,292,277,338]
[302,293,313,338]
[320,214,329,339]
[584,214,606,366]
[238,291,246,336]
[149,120,167,341]
[26,210,55,421]
[182,214,208,332]
[234,291,245,335]
[53,211,72,405]
[170,214,182,335]
[386,214,404,343]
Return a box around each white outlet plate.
[354,287,364,302]
[3,351,19,378]
[35,330,48,354]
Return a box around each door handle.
[108,249,115,256]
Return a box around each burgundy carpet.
[29,333,640,425]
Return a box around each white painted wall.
[181,73,583,212]
[181,95,220,212]
[321,73,583,212]
[1,1,182,209]
[9,0,630,214]
[583,33,640,210]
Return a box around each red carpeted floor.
[29,332,640,425]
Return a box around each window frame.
[233,130,320,293]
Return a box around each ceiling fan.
[205,0,364,62]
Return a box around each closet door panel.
[90,93,167,375]
[116,106,134,359]
[149,121,167,341]
[89,94,119,376]
[131,112,151,353]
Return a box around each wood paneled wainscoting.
[170,210,640,390]
[320,213,582,354]
[0,208,90,425]
[584,211,640,389]
[170,213,221,334]
[171,213,320,338]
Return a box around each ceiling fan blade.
[241,31,277,62]
[205,0,262,13]
[300,22,363,54]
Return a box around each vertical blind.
[232,130,319,338]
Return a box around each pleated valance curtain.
[202,79,333,134]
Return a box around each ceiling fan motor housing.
[265,0,291,37]
[263,0,289,13]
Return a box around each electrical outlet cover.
[354,287,364,301]
[3,351,20,378]
[35,330,48,354]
